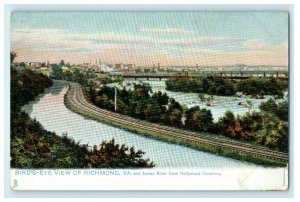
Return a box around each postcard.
[10,11,289,190]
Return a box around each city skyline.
[11,12,288,67]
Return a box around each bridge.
[119,70,288,80]
[65,82,288,166]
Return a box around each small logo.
[13,179,18,189]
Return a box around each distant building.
[126,64,134,69]
[115,63,124,69]
[100,63,114,72]
[93,65,101,72]
[82,63,91,68]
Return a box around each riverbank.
[64,81,287,167]
[11,67,154,168]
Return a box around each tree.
[11,51,17,63]
[142,99,164,122]
[259,99,288,121]
[185,106,213,132]
[153,91,169,105]
[88,139,154,168]
[276,101,288,121]
[259,98,278,114]
[59,60,65,67]
[238,111,263,140]
[10,51,18,75]
[19,62,26,68]
[216,111,237,137]
[51,64,63,79]
[133,84,151,99]
[168,98,182,112]
[255,113,288,152]
[161,108,183,127]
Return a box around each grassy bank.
[64,84,287,167]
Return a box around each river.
[108,79,282,121]
[22,81,268,168]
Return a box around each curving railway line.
[64,82,288,165]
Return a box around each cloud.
[68,32,150,45]
[242,40,288,53]
[179,48,216,55]
[10,28,288,66]
[141,28,192,35]
[161,37,241,47]
[11,28,151,56]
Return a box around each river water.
[109,79,281,121]
[22,81,267,168]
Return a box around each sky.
[10,12,288,66]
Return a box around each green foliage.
[255,113,288,152]
[277,101,288,121]
[161,98,183,127]
[11,51,17,63]
[91,83,188,127]
[259,99,288,121]
[92,84,169,124]
[166,77,288,97]
[89,139,154,168]
[152,91,169,105]
[237,111,262,140]
[11,109,154,168]
[214,103,288,152]
[166,77,236,96]
[11,112,154,168]
[215,111,238,137]
[11,67,53,120]
[259,98,278,114]
[50,64,63,79]
[185,106,213,132]
[19,62,26,68]
[59,60,65,67]
[11,113,89,168]
[237,77,288,96]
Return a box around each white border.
[1,1,299,201]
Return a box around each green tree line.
[165,77,288,97]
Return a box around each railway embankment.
[64,82,288,167]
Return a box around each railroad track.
[65,82,288,164]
